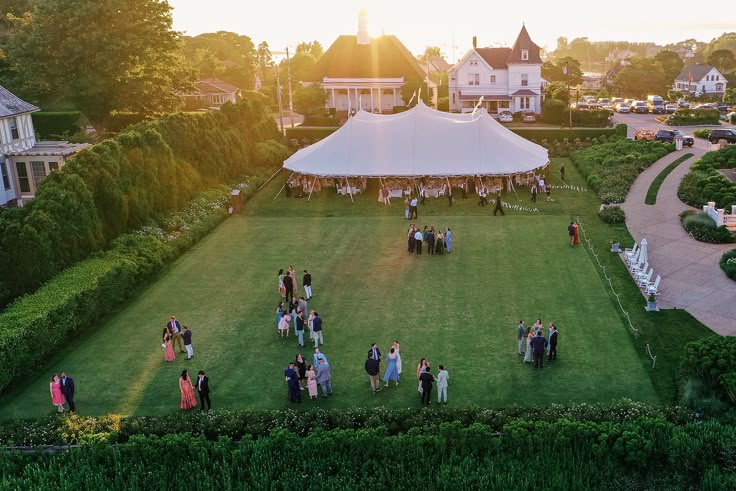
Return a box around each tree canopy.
[614,58,668,98]
[4,0,192,127]
[707,49,736,73]
[654,50,684,83]
[542,57,583,86]
[182,31,257,90]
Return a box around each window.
[1,161,10,190]
[49,162,59,172]
[468,73,479,85]
[469,59,478,66]
[31,161,46,189]
[9,117,19,140]
[519,97,530,109]
[15,162,30,193]
[521,74,528,87]
[499,101,510,109]
[716,75,720,81]
[490,75,496,84]
[521,49,529,61]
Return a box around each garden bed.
[679,210,736,244]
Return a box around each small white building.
[179,78,241,107]
[0,85,88,207]
[673,65,728,97]
[448,25,544,115]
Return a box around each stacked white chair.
[626,250,641,269]
[646,275,661,295]
[624,243,639,263]
[633,261,648,278]
[637,269,653,287]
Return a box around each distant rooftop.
[9,140,90,157]
[0,85,40,118]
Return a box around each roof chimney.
[472,36,477,49]
[357,9,370,45]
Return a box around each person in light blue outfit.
[276,302,284,330]
[313,348,328,367]
[445,227,452,253]
[383,348,400,387]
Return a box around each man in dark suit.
[368,343,381,363]
[167,316,184,353]
[548,324,558,361]
[419,366,435,405]
[303,270,313,300]
[60,372,76,412]
[493,194,505,216]
[196,370,211,410]
[365,353,381,394]
[530,332,548,369]
[283,273,294,303]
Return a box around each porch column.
[331,88,336,109]
[370,88,375,112]
[378,89,383,113]
[393,88,397,107]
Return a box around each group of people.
[49,372,75,413]
[406,225,453,255]
[284,349,332,403]
[178,369,211,411]
[162,316,194,361]
[568,221,580,246]
[278,266,313,303]
[276,298,323,348]
[364,343,449,405]
[517,319,559,369]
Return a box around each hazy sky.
[169,0,735,62]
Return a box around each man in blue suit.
[530,331,548,369]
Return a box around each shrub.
[681,337,736,403]
[436,96,449,112]
[541,98,566,124]
[677,145,736,210]
[301,115,340,127]
[561,109,613,127]
[721,249,736,281]
[600,205,626,223]
[668,109,721,126]
[571,137,673,204]
[680,210,736,244]
[694,129,711,139]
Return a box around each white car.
[498,111,513,123]
[615,103,631,113]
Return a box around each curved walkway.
[621,147,736,335]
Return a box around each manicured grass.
[645,153,694,205]
[0,159,714,418]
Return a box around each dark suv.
[654,129,694,146]
[708,129,736,144]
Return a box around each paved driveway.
[611,112,735,152]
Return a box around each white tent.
[283,101,549,177]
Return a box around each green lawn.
[0,159,713,418]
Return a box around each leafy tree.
[613,58,668,98]
[419,46,442,60]
[293,83,326,116]
[725,88,736,104]
[182,31,256,90]
[5,0,192,128]
[654,50,684,83]
[707,49,736,73]
[667,90,684,101]
[545,81,570,103]
[280,52,317,84]
[296,41,323,60]
[401,79,430,106]
[541,57,582,86]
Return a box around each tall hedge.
[0,92,283,306]
[677,145,736,210]
[31,112,83,138]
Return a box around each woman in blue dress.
[383,348,400,387]
[445,228,452,253]
[276,302,284,330]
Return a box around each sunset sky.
[168,0,734,62]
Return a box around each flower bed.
[721,249,736,281]
[678,145,736,211]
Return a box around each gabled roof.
[675,64,722,82]
[196,78,240,94]
[476,48,512,69]
[507,25,542,64]
[305,35,427,82]
[427,56,452,72]
[0,85,40,118]
[604,62,627,81]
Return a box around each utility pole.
[276,70,285,137]
[286,47,294,128]
[565,62,573,128]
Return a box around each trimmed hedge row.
[31,112,82,138]
[0,93,285,306]
[0,179,266,394]
[679,210,736,244]
[3,411,736,488]
[561,108,613,128]
[570,137,673,204]
[668,108,721,126]
[678,145,736,210]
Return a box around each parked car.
[677,99,690,108]
[631,101,648,113]
[693,104,718,110]
[716,104,732,114]
[611,98,624,105]
[624,98,637,105]
[598,98,611,106]
[521,110,536,123]
[708,128,736,144]
[615,103,631,113]
[654,129,694,146]
[635,129,656,141]
[665,103,677,114]
[498,111,513,123]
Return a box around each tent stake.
[307,175,317,202]
[258,167,283,192]
[272,172,294,200]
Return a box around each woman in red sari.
[573,222,580,246]
[179,370,197,410]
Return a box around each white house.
[179,78,241,108]
[673,65,728,97]
[0,85,89,207]
[303,10,436,114]
[448,25,543,115]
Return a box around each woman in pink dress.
[278,269,286,300]
[179,370,197,410]
[288,265,298,295]
[306,364,318,399]
[49,374,65,412]
[164,333,176,362]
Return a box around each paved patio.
[621,146,736,336]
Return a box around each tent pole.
[445,176,452,202]
[307,175,317,202]
[346,177,354,203]
[273,171,294,200]
[258,167,283,191]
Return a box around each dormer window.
[9,117,19,140]
[469,59,478,66]
[521,49,529,61]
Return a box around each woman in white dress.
[523,328,534,363]
[392,340,402,375]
